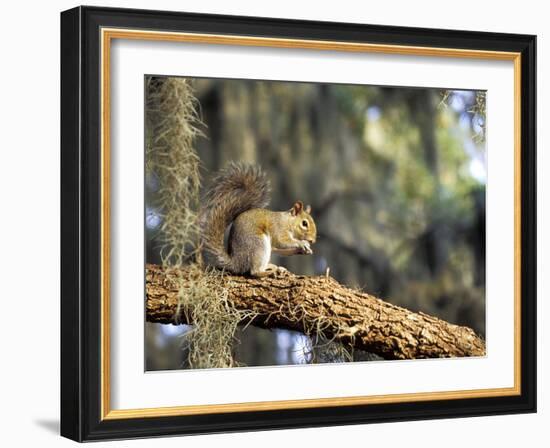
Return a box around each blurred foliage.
[145,78,486,370]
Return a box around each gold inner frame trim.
[100,27,522,421]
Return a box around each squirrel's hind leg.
[249,268,272,278]
[250,263,287,278]
[247,234,287,277]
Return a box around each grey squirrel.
[200,162,317,277]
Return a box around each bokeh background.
[145,77,486,370]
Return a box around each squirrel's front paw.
[298,241,313,255]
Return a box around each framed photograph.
[60,6,536,441]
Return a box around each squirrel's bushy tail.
[200,162,271,270]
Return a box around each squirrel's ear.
[290,201,304,216]
[305,204,311,214]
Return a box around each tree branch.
[146,263,485,360]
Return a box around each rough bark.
[146,263,485,360]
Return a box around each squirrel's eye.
[302,220,308,228]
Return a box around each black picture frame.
[61,5,536,442]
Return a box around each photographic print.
[61,7,536,440]
[144,76,487,370]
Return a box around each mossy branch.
[146,263,485,360]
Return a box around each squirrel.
[200,162,317,277]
